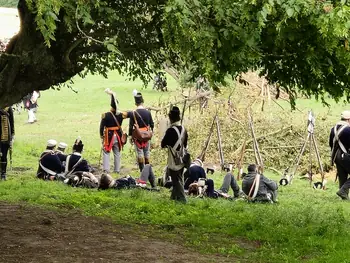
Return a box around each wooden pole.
[312,134,325,185]
[289,133,310,184]
[308,133,313,185]
[248,111,264,172]
[198,114,216,161]
[236,139,247,181]
[216,115,225,169]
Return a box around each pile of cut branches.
[149,77,333,176]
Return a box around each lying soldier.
[64,171,99,188]
[98,164,158,190]
[242,164,278,203]
[98,173,137,190]
[187,172,242,199]
[37,139,64,180]
[184,159,206,190]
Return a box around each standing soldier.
[0,106,14,180]
[125,92,154,172]
[27,90,40,124]
[161,106,188,203]
[329,111,350,200]
[100,89,125,174]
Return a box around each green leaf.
[286,8,294,17]
[48,11,60,22]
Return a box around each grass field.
[1,71,350,262]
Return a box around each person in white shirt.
[28,90,40,124]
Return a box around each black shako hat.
[168,106,181,122]
[73,136,84,152]
[134,92,144,105]
[110,94,119,110]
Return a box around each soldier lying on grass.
[187,172,243,199]
[98,164,158,191]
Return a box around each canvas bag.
[331,122,349,166]
[132,110,153,142]
[168,126,191,170]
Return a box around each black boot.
[138,162,144,172]
[337,189,349,200]
[1,173,6,181]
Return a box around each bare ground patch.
[0,202,237,263]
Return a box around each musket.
[236,139,247,181]
[181,87,191,125]
[98,146,103,167]
[311,115,326,190]
[181,98,187,125]
[198,113,216,162]
[248,111,264,172]
[215,114,225,170]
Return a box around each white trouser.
[28,108,37,123]
[103,135,121,173]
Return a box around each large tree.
[1,0,350,107]
[0,0,167,107]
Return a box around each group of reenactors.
[27,89,279,203]
[1,88,350,202]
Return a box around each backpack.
[169,126,191,169]
[132,111,153,142]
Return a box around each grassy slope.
[1,71,350,262]
[0,0,17,8]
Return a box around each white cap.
[341,110,350,120]
[58,142,67,149]
[104,88,112,95]
[132,89,138,97]
[47,139,57,147]
[193,159,203,167]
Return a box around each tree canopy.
[163,0,350,106]
[1,0,350,107]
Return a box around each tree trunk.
[0,0,83,107]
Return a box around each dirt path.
[0,203,230,263]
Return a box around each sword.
[9,146,12,171]
[98,146,103,168]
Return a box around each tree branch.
[75,7,104,45]
[232,126,293,157]
[147,91,212,112]
[64,38,84,65]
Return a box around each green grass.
[2,70,350,262]
[13,72,179,168]
[1,171,349,263]
[0,0,17,8]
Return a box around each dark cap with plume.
[134,92,144,105]
[168,106,181,122]
[73,136,84,152]
[110,94,118,110]
[104,88,118,111]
